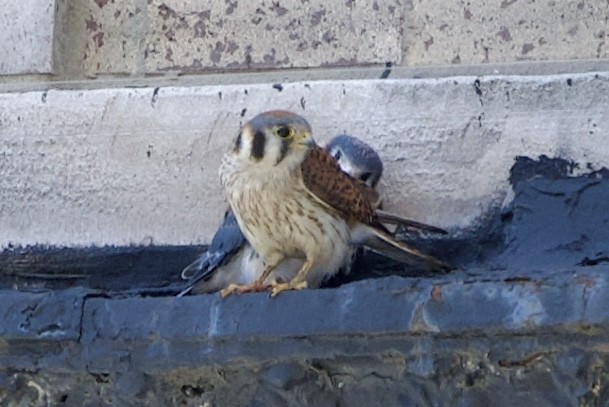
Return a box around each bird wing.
[356,224,451,272]
[301,147,451,273]
[352,180,447,235]
[177,208,246,296]
[353,179,382,210]
[300,146,374,224]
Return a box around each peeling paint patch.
[521,43,534,54]
[497,27,512,41]
[95,0,109,9]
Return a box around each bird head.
[325,134,384,188]
[233,110,315,170]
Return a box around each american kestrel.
[178,134,391,296]
[325,134,384,208]
[327,135,447,236]
[219,110,449,296]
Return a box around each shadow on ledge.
[1,156,609,406]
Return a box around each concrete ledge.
[0,289,83,341]
[82,269,608,353]
[2,269,609,405]
[4,59,609,93]
[1,72,608,247]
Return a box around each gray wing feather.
[177,209,246,296]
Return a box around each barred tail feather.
[357,225,451,273]
[375,209,448,235]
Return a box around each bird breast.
[219,152,352,276]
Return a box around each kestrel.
[327,135,447,236]
[179,134,390,296]
[219,110,449,296]
[325,134,384,209]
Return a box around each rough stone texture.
[56,0,403,76]
[404,0,609,65]
[0,289,84,341]
[145,0,403,72]
[81,270,609,348]
[0,0,61,75]
[56,0,143,77]
[1,72,608,247]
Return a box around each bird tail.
[180,254,211,280]
[177,254,214,297]
[375,209,448,235]
[356,224,451,273]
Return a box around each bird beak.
[298,132,316,147]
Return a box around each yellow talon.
[270,280,308,297]
[220,282,268,298]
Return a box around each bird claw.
[270,280,308,297]
[220,282,269,298]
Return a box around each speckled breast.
[221,156,351,272]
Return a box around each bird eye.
[360,172,372,183]
[332,149,342,161]
[275,126,292,139]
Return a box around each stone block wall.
[2,0,608,80]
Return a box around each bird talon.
[220,282,268,298]
[219,284,242,298]
[270,281,308,297]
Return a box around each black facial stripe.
[233,132,242,152]
[251,131,266,160]
[275,138,290,165]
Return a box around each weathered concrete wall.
[1,72,608,248]
[56,0,404,78]
[55,0,609,78]
[0,0,62,75]
[403,0,609,65]
[61,0,403,76]
[4,0,608,81]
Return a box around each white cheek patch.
[239,133,253,161]
[265,141,283,166]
